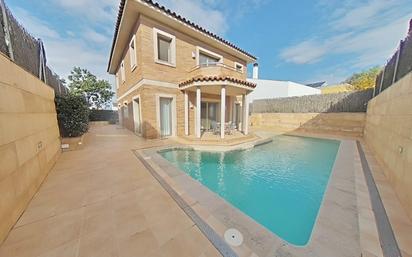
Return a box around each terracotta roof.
[179,76,257,89]
[108,0,256,71]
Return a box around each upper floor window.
[234,62,244,73]
[153,28,176,66]
[120,60,125,83]
[196,46,223,67]
[199,53,220,66]
[129,35,137,70]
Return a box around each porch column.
[242,93,249,134]
[196,87,201,138]
[220,86,226,139]
[244,93,249,135]
[184,90,189,136]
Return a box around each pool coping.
[134,136,363,257]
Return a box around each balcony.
[189,62,245,80]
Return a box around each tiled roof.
[108,0,256,71]
[179,76,257,89]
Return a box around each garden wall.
[0,53,60,243]
[250,112,366,137]
[89,109,118,122]
[252,89,373,113]
[364,71,412,219]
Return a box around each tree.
[345,66,381,90]
[68,67,114,109]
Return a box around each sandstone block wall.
[0,54,61,243]
[364,72,412,219]
[250,112,366,137]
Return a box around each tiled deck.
[0,124,222,257]
[1,124,411,257]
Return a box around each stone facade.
[114,14,249,138]
[364,72,412,219]
[0,53,61,243]
[250,112,366,137]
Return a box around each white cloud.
[83,28,110,44]
[49,0,118,23]
[12,7,60,39]
[158,0,228,35]
[330,0,396,30]
[280,0,412,71]
[279,40,328,64]
[9,5,114,88]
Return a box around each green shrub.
[55,93,90,137]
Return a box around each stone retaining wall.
[250,112,366,137]
[0,53,60,243]
[364,72,412,219]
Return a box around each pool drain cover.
[224,228,243,246]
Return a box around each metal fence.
[252,89,374,113]
[0,0,68,95]
[374,19,412,96]
[89,110,118,123]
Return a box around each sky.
[6,0,412,90]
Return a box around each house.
[247,66,321,101]
[107,0,257,139]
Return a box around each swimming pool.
[159,135,340,246]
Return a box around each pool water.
[159,135,340,245]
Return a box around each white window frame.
[196,46,223,66]
[120,60,125,83]
[155,93,177,137]
[129,35,137,71]
[153,28,176,67]
[234,62,244,73]
[132,95,142,135]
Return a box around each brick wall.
[364,72,412,219]
[0,53,60,243]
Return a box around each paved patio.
[0,124,221,257]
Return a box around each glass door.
[200,102,218,131]
[159,97,172,137]
[208,103,217,129]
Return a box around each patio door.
[159,97,173,137]
[133,98,141,134]
[234,103,241,129]
[201,102,218,131]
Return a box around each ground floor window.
[159,97,173,137]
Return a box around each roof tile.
[179,76,257,89]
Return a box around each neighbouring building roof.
[305,81,327,88]
[179,76,257,89]
[107,0,256,73]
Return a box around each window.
[196,47,223,67]
[120,60,125,83]
[153,28,176,66]
[129,36,137,70]
[199,53,220,66]
[158,36,171,62]
[234,62,243,73]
